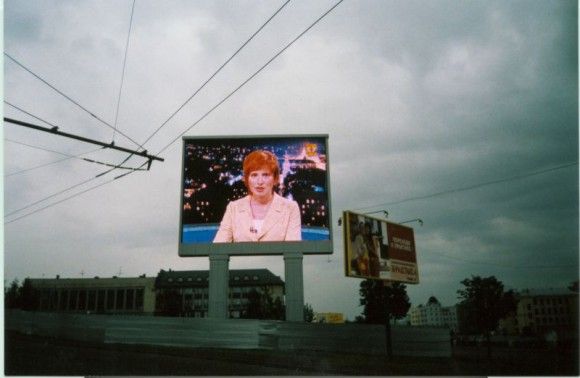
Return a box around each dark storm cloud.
[3,0,577,318]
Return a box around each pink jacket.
[213,193,302,242]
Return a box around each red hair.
[243,150,280,190]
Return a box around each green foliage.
[155,289,182,316]
[303,303,314,322]
[4,279,21,309]
[457,275,516,336]
[242,287,285,320]
[359,279,411,324]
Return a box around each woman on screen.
[213,150,302,243]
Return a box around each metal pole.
[383,281,393,359]
[3,117,164,163]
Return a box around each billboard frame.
[178,134,333,257]
[343,210,420,284]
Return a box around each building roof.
[518,288,577,297]
[155,269,284,288]
[26,275,155,289]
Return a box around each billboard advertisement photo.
[343,211,419,284]
[179,135,332,256]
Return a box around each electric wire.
[354,162,579,213]
[111,0,136,143]
[4,52,145,150]
[4,139,102,177]
[428,251,575,270]
[5,138,147,175]
[140,0,291,148]
[5,176,103,218]
[101,0,292,177]
[5,175,125,225]
[156,0,345,156]
[3,0,344,224]
[5,100,59,128]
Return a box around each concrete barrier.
[5,310,451,357]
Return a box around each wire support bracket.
[4,117,164,164]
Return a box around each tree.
[359,279,411,324]
[303,303,314,322]
[242,287,285,320]
[457,275,517,359]
[568,280,579,293]
[20,279,39,311]
[5,279,21,309]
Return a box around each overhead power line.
[111,0,137,143]
[4,1,344,224]
[4,139,101,177]
[5,100,59,128]
[355,162,579,213]
[5,138,148,176]
[140,0,292,148]
[102,0,292,178]
[157,0,345,155]
[4,102,148,174]
[429,251,576,270]
[4,117,164,165]
[4,52,145,150]
[4,175,126,224]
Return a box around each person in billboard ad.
[213,150,302,242]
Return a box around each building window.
[135,289,144,310]
[97,290,105,312]
[78,290,87,311]
[69,290,78,311]
[107,289,115,310]
[126,289,134,310]
[88,290,96,311]
[116,289,125,310]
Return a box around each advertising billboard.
[343,211,419,284]
[179,135,332,256]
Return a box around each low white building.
[409,296,458,330]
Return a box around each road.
[4,331,578,376]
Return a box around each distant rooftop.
[518,288,576,297]
[155,268,284,288]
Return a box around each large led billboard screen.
[179,135,332,256]
[343,211,419,284]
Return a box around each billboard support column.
[284,252,304,322]
[208,254,230,319]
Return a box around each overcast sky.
[2,0,578,320]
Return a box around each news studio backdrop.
[343,210,419,284]
[179,135,332,320]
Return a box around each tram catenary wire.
[100,0,292,178]
[4,52,145,150]
[4,0,344,223]
[111,0,137,143]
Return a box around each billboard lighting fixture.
[338,210,388,226]
[363,210,389,218]
[399,218,423,226]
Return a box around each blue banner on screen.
[179,135,333,256]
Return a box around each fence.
[5,310,451,357]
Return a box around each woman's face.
[247,168,275,201]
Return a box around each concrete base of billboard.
[284,252,304,321]
[208,254,230,319]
